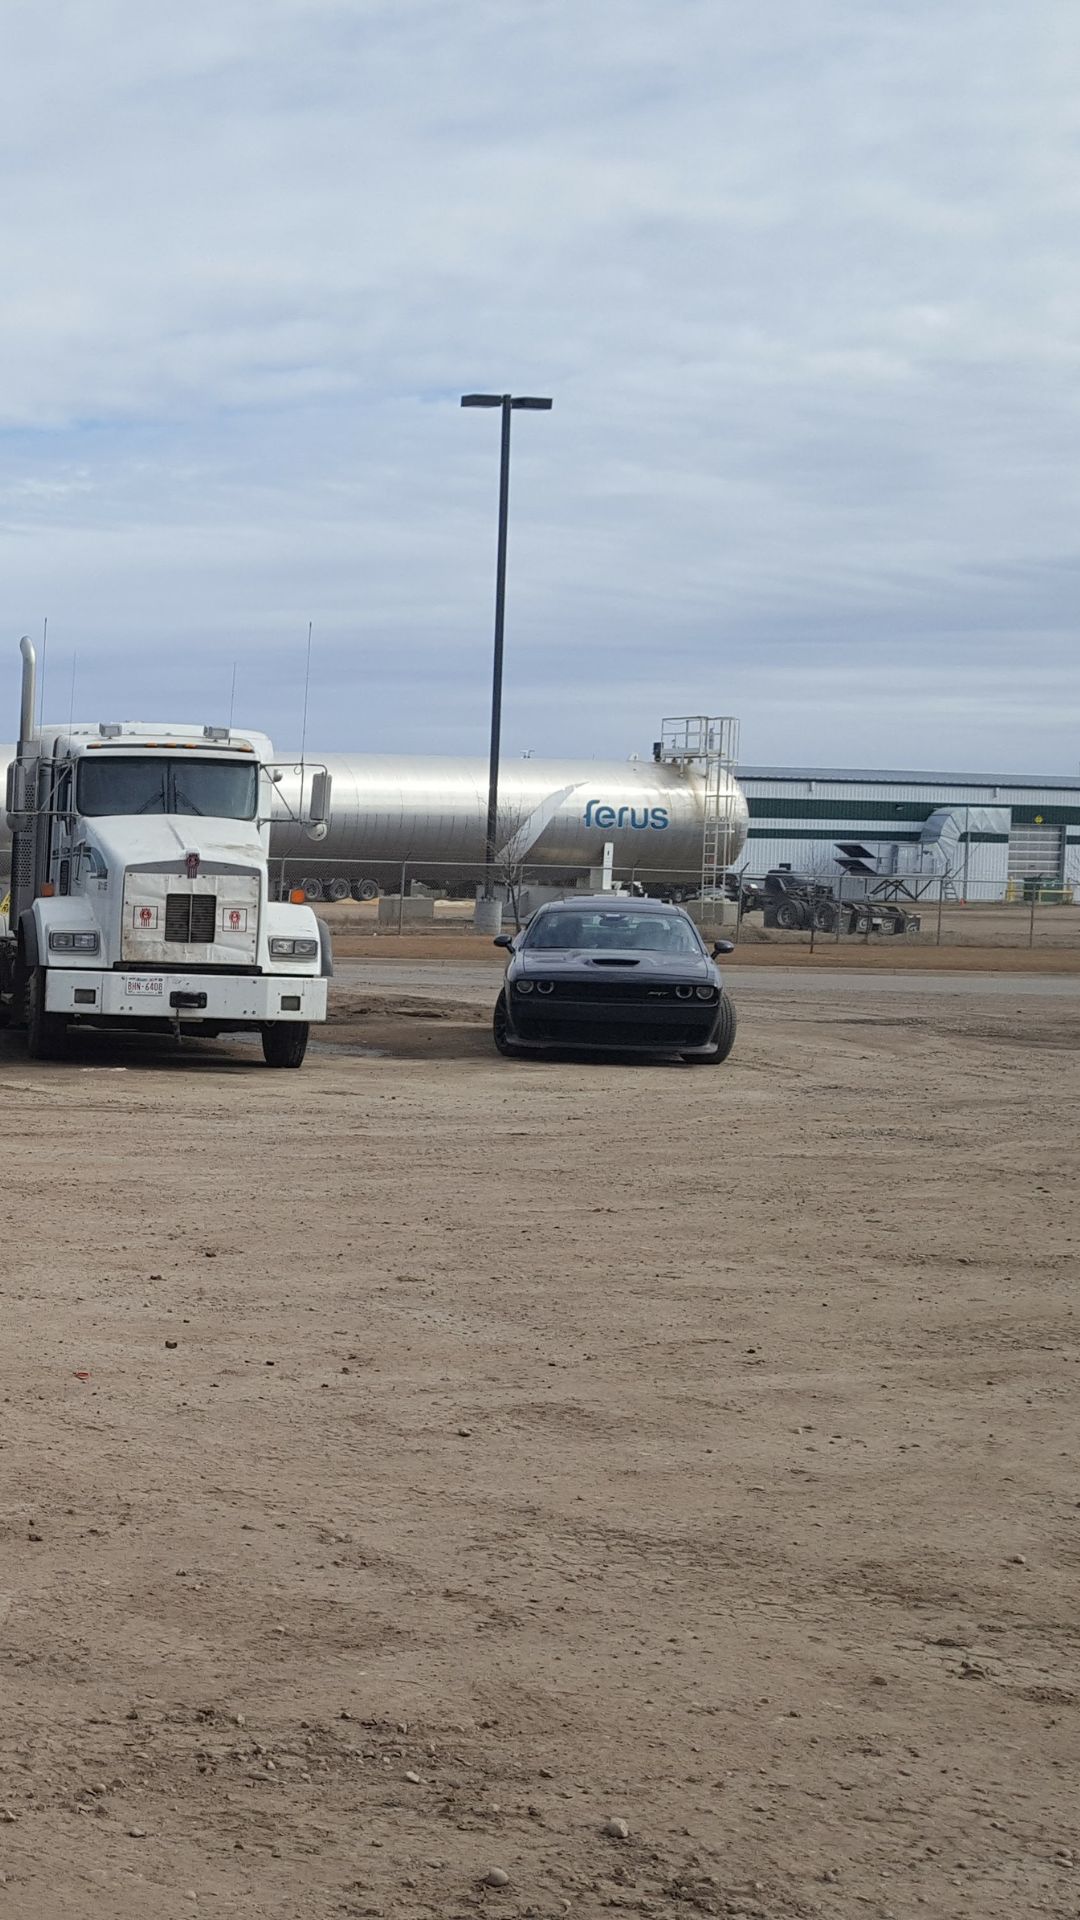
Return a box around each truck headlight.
[48,930,99,953]
[270,936,318,958]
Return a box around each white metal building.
[736,768,1080,901]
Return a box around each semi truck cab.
[1,639,331,1064]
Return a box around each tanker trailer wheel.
[353,879,380,903]
[684,991,737,1065]
[773,899,803,931]
[325,877,351,903]
[300,877,324,902]
[26,968,69,1061]
[493,991,523,1058]
[262,1021,309,1068]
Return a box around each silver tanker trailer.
[269,749,747,899]
[0,738,748,902]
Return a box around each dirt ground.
[1,973,1079,1920]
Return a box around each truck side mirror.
[305,769,332,842]
[5,759,30,833]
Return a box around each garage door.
[1008,822,1064,880]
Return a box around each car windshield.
[526,910,704,954]
[77,756,258,820]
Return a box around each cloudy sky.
[1,0,1077,772]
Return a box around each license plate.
[124,975,164,997]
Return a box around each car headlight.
[48,930,99,953]
[270,936,318,958]
[675,984,694,999]
[695,984,718,1001]
[515,978,534,994]
[536,981,554,995]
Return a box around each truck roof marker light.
[40,882,55,897]
[289,888,306,904]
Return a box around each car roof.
[532,895,689,915]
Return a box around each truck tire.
[261,1022,309,1068]
[773,900,802,931]
[26,969,69,1060]
[684,990,737,1064]
[813,903,836,932]
[326,877,351,903]
[355,878,381,903]
[300,877,324,902]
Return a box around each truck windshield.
[526,910,704,954]
[77,757,259,820]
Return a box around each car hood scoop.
[588,956,640,967]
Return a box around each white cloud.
[0,0,1077,771]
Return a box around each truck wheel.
[326,877,351,903]
[354,879,380,903]
[26,969,69,1060]
[300,877,324,902]
[813,903,836,932]
[684,990,737,1064]
[261,1022,309,1068]
[774,900,801,931]
[493,991,523,1058]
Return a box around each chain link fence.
[273,855,1080,951]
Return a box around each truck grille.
[165,893,217,943]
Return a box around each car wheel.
[26,968,69,1060]
[262,1022,310,1068]
[493,991,523,1058]
[684,990,736,1065]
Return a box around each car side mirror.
[712,939,736,956]
[493,934,514,950]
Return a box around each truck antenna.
[38,615,48,725]
[68,651,78,728]
[228,660,238,729]
[299,619,313,777]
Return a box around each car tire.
[493,991,523,1058]
[26,968,69,1060]
[684,990,736,1065]
[262,1022,309,1068]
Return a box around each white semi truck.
[0,638,332,1065]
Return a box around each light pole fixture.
[461,392,553,902]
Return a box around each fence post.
[1029,883,1037,949]
[398,861,406,937]
[835,872,843,944]
[936,873,945,945]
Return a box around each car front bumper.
[507,996,720,1054]
[44,969,327,1025]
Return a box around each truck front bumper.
[44,969,327,1025]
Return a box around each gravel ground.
[0,977,1077,1919]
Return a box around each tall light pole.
[461,392,553,907]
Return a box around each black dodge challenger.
[493,896,736,1063]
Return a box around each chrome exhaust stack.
[18,634,36,751]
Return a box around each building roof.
[737,767,1080,791]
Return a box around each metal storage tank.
[270,753,748,893]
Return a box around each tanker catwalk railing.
[270,858,1080,950]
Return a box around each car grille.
[164,893,217,943]
[543,979,691,1002]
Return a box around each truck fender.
[17,910,39,970]
[317,916,333,978]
